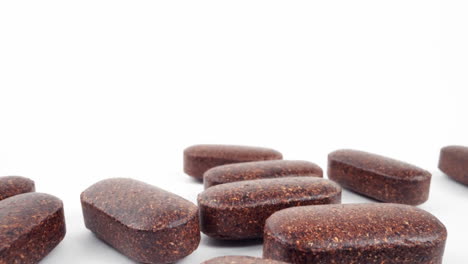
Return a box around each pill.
[81,178,200,264]
[184,144,283,180]
[0,176,35,201]
[264,203,447,264]
[0,193,66,264]
[198,177,341,240]
[202,256,289,264]
[204,160,322,189]
[439,145,468,185]
[328,149,431,205]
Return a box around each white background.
[0,0,467,263]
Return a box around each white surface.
[0,0,467,263]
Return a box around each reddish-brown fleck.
[184,144,283,180]
[198,177,341,240]
[0,176,35,201]
[81,178,200,264]
[203,160,322,189]
[328,149,431,205]
[0,193,66,264]
[202,256,289,264]
[439,145,468,185]
[264,203,447,264]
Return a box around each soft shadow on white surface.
[340,188,376,204]
[178,235,264,264]
[185,176,204,185]
[426,171,468,264]
[43,232,136,264]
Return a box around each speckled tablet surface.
[0,176,35,201]
[328,149,431,205]
[184,144,283,180]
[264,203,447,264]
[202,256,289,264]
[198,177,341,240]
[203,160,322,189]
[81,178,200,264]
[0,192,66,264]
[439,145,468,185]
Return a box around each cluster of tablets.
[1,144,466,263]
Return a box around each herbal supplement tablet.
[81,178,200,264]
[439,145,468,185]
[202,256,289,264]
[0,193,66,264]
[184,144,283,180]
[264,203,447,264]
[0,176,35,201]
[328,149,431,205]
[204,160,322,189]
[198,177,341,240]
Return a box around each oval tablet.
[0,176,35,201]
[0,193,66,264]
[204,160,323,189]
[264,203,447,264]
[81,178,200,264]
[184,144,283,180]
[328,149,431,205]
[202,256,288,264]
[439,145,468,185]
[198,177,341,240]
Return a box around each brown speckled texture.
[0,176,35,201]
[204,160,322,189]
[81,178,200,264]
[198,177,341,240]
[439,145,468,185]
[0,193,66,264]
[264,203,447,264]
[202,256,289,264]
[328,149,431,205]
[184,144,283,180]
